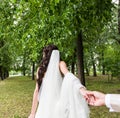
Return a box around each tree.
[118,0,120,36]
[0,0,114,84]
[0,0,15,79]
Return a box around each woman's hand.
[80,87,95,103]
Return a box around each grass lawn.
[0,75,120,118]
[0,76,35,118]
[86,75,120,118]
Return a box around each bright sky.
[112,0,119,4]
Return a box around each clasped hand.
[80,88,105,106]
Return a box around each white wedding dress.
[35,50,89,118]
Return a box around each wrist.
[99,92,105,106]
[80,87,86,91]
[79,87,87,95]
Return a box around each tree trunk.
[118,0,120,34]
[91,52,97,77]
[71,61,75,74]
[92,61,97,77]
[84,60,90,76]
[0,66,3,80]
[22,53,26,76]
[85,67,90,76]
[76,31,85,86]
[118,0,120,44]
[101,51,105,75]
[0,41,4,80]
[102,65,105,75]
[5,70,9,78]
[71,51,76,74]
[32,61,35,80]
[6,70,9,78]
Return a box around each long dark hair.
[37,44,58,90]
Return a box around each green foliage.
[1,0,118,77]
[104,44,120,76]
[0,1,16,78]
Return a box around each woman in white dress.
[28,44,90,118]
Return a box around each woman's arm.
[28,83,39,118]
[59,61,69,75]
[59,61,91,99]
[59,61,84,88]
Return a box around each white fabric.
[65,72,85,89]
[105,94,115,112]
[35,50,63,118]
[35,50,90,118]
[53,72,89,118]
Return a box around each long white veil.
[35,50,89,118]
[35,50,63,118]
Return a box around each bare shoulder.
[59,61,69,75]
[59,61,67,67]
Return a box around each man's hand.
[85,91,105,106]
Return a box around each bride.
[28,44,90,118]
